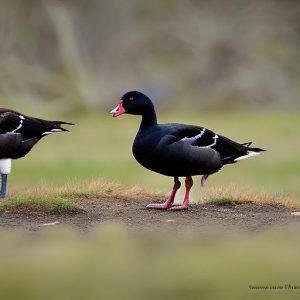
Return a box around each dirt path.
[1,198,300,234]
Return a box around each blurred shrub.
[0,0,300,113]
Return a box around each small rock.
[166,219,175,223]
[291,212,300,216]
[41,221,60,227]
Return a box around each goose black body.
[111,91,265,210]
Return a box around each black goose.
[0,109,74,198]
[111,91,265,211]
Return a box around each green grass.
[6,110,300,200]
[206,197,250,206]
[0,225,299,300]
[0,195,78,215]
[4,108,300,215]
[1,107,299,300]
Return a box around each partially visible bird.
[0,109,74,198]
[111,91,265,211]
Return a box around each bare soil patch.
[1,198,300,234]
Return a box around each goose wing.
[168,124,261,164]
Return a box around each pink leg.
[201,174,209,187]
[146,177,181,209]
[169,176,193,211]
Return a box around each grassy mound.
[1,180,164,214]
[1,179,299,215]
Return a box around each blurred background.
[1,1,300,299]
[0,0,299,198]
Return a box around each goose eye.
[129,97,134,101]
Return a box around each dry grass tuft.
[57,179,164,201]
[196,185,300,209]
[9,179,163,201]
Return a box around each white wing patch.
[234,150,260,161]
[42,129,63,136]
[12,115,25,133]
[205,134,219,148]
[181,128,206,142]
[181,129,219,148]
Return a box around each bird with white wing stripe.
[0,109,74,198]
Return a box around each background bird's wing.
[0,110,73,140]
[0,112,24,134]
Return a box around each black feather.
[0,108,74,159]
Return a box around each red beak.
[110,100,126,117]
